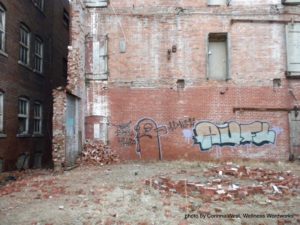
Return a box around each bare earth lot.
[0,160,300,225]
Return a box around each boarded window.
[207,0,228,5]
[84,0,108,7]
[208,33,228,80]
[286,23,300,76]
[85,35,108,80]
[289,110,300,158]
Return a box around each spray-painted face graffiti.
[134,118,168,160]
[193,121,277,151]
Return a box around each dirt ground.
[0,160,300,225]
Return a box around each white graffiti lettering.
[193,121,277,151]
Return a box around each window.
[207,33,228,80]
[85,35,108,80]
[34,37,43,73]
[84,0,108,7]
[63,9,69,28]
[282,0,300,5]
[19,25,30,65]
[286,23,300,77]
[207,0,228,6]
[0,92,3,133]
[18,98,29,134]
[33,102,42,134]
[0,4,5,52]
[34,0,44,11]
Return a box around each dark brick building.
[0,0,69,171]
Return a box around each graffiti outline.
[134,118,168,160]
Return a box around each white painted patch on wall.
[94,123,100,138]
[92,95,108,116]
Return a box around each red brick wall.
[71,0,300,161]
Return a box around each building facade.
[0,0,69,171]
[53,0,300,169]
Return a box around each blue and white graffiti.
[193,121,277,151]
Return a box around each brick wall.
[65,0,300,162]
[0,0,69,171]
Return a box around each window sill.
[286,71,300,78]
[0,133,7,138]
[0,50,8,58]
[18,61,32,71]
[16,133,31,138]
[32,133,44,137]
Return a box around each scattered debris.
[80,139,119,165]
[144,163,300,202]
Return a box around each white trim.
[18,98,29,134]
[0,5,6,52]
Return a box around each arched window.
[0,4,6,52]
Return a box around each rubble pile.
[81,140,119,165]
[145,163,300,202]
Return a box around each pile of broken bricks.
[144,163,300,202]
[80,139,119,165]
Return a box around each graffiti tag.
[193,121,276,151]
[134,118,168,160]
[168,117,196,132]
[113,121,135,147]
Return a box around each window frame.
[19,24,30,66]
[34,37,43,73]
[207,32,229,81]
[33,102,42,134]
[34,0,44,11]
[18,98,30,135]
[0,4,6,52]
[0,92,3,133]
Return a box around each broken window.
[18,98,29,134]
[84,0,108,8]
[19,24,30,65]
[286,23,300,77]
[0,92,3,133]
[33,102,42,134]
[34,37,43,73]
[0,4,6,52]
[85,35,108,80]
[207,0,228,6]
[207,33,228,80]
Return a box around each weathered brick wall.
[73,0,300,161]
[52,88,67,170]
